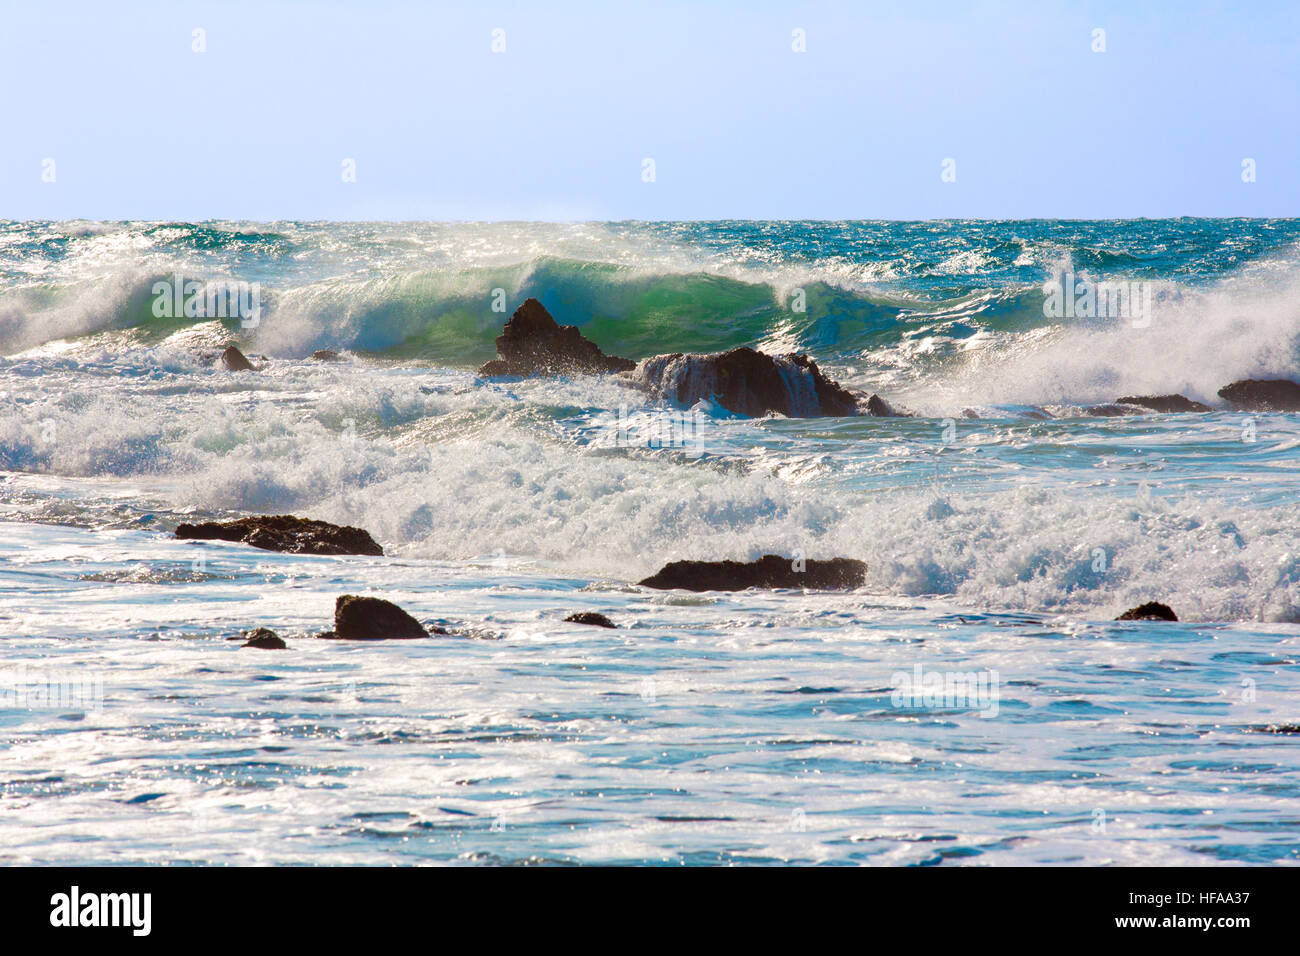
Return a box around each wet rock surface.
[1217,379,1300,412]
[564,611,617,628]
[320,594,442,640]
[221,345,254,371]
[175,515,384,556]
[639,555,867,591]
[1116,394,1212,413]
[477,298,635,377]
[1116,602,1179,622]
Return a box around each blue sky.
[1,0,1297,220]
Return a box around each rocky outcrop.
[221,345,254,371]
[1116,394,1212,414]
[240,627,286,649]
[312,349,340,362]
[1116,602,1178,622]
[477,298,635,377]
[175,515,384,556]
[564,611,617,628]
[633,347,860,418]
[320,594,442,640]
[1217,379,1300,412]
[477,299,887,419]
[639,555,867,591]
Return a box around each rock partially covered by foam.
[240,627,286,649]
[1116,394,1212,413]
[321,594,441,640]
[1217,379,1300,412]
[865,393,903,417]
[639,554,867,591]
[564,611,617,628]
[633,347,860,418]
[176,515,384,556]
[221,345,254,371]
[1116,602,1178,622]
[478,298,635,377]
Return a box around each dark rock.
[1116,601,1179,622]
[175,515,384,556]
[221,345,254,371]
[564,611,617,628]
[1249,724,1300,734]
[312,349,340,361]
[477,298,635,377]
[635,347,860,418]
[639,554,867,591]
[1217,379,1300,412]
[323,594,435,640]
[1116,394,1212,414]
[865,394,902,417]
[240,627,286,650]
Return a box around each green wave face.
[2,219,1299,370]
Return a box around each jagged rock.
[564,611,617,628]
[1116,394,1212,413]
[221,345,254,371]
[639,555,867,591]
[1116,602,1178,622]
[312,349,340,361]
[1217,379,1300,412]
[1083,403,1138,417]
[634,347,860,418]
[477,298,635,377]
[320,594,441,640]
[240,627,286,650]
[175,515,384,556]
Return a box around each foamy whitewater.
[1,219,1299,864]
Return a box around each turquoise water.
[1,219,1298,864]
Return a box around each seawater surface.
[1,220,1298,864]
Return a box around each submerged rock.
[1116,394,1212,414]
[633,347,860,418]
[221,345,254,371]
[1082,403,1140,417]
[1217,379,1300,412]
[240,627,286,650]
[564,611,617,628]
[312,349,340,361]
[639,555,867,591]
[477,298,635,377]
[1116,602,1179,622]
[175,515,384,556]
[1250,724,1300,734]
[321,594,441,640]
